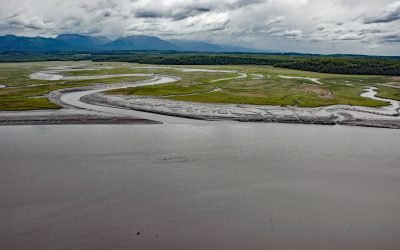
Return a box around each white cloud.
[0,0,399,55]
[265,16,286,26]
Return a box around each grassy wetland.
[107,65,400,108]
[1,61,400,112]
[0,62,151,111]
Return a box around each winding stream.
[29,66,400,125]
[59,75,207,124]
[278,75,323,84]
[361,87,400,113]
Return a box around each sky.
[0,0,400,55]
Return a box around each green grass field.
[0,62,151,111]
[109,65,399,108]
[0,62,399,111]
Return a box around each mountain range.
[0,34,264,53]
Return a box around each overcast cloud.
[0,0,399,55]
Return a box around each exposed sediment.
[83,91,400,128]
[0,110,159,126]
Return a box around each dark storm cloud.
[358,28,385,35]
[134,10,164,18]
[364,1,400,23]
[133,0,264,21]
[382,34,400,43]
[134,7,211,20]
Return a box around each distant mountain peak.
[57,34,86,38]
[125,35,158,38]
[104,35,180,51]
[170,39,265,53]
[56,34,111,50]
[0,34,270,53]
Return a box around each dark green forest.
[1,51,399,76]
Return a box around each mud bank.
[0,110,159,126]
[85,91,400,128]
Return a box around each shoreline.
[0,117,159,126]
[1,94,399,128]
[0,109,160,126]
[1,108,398,128]
[81,93,400,129]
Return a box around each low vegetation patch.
[109,65,394,108]
[0,62,151,111]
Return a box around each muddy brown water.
[0,123,400,250]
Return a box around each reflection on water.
[0,123,400,250]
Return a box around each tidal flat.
[1,62,400,128]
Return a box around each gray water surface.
[1,123,400,250]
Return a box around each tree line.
[1,51,400,76]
